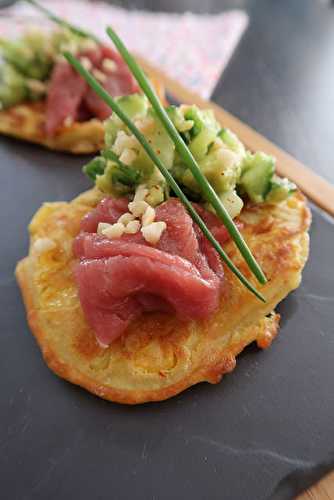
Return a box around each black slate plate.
[1,135,333,500]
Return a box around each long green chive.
[25,0,100,43]
[64,52,265,302]
[106,27,267,286]
[27,0,266,286]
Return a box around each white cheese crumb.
[112,131,138,155]
[93,69,107,83]
[102,222,125,239]
[79,56,93,71]
[141,221,166,245]
[128,200,149,217]
[134,116,155,135]
[97,222,112,235]
[133,184,149,203]
[119,148,137,166]
[142,205,155,226]
[64,116,74,128]
[26,79,47,95]
[124,220,141,234]
[32,237,56,255]
[217,147,237,169]
[118,212,135,225]
[102,58,117,72]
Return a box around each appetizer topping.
[92,68,107,83]
[142,205,156,226]
[141,221,166,244]
[119,148,137,166]
[117,212,135,225]
[74,197,233,345]
[0,29,139,135]
[124,220,141,234]
[98,222,125,239]
[79,56,93,71]
[84,95,295,223]
[102,58,117,72]
[128,200,148,217]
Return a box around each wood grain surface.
[298,471,334,500]
[136,54,334,500]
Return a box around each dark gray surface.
[1,0,334,499]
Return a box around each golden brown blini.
[0,76,165,154]
[16,189,310,404]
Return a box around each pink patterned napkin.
[4,0,248,98]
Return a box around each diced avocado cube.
[105,95,149,147]
[220,190,244,219]
[184,106,220,137]
[0,38,51,80]
[218,128,245,156]
[83,157,106,181]
[189,127,218,160]
[239,152,275,203]
[265,175,297,202]
[0,63,28,109]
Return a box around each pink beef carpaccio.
[45,46,139,136]
[73,197,236,347]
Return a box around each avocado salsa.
[84,95,296,218]
[0,29,96,110]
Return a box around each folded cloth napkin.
[4,0,248,99]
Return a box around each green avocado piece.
[0,38,52,80]
[0,63,28,109]
[183,106,220,160]
[239,152,275,203]
[218,128,245,156]
[132,108,175,176]
[83,157,106,181]
[104,94,149,147]
[265,175,297,202]
[184,106,220,137]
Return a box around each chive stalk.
[26,0,267,285]
[64,52,265,302]
[106,26,267,286]
[25,0,101,43]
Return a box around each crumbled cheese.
[134,116,155,135]
[93,69,107,83]
[133,184,149,203]
[217,147,237,169]
[80,38,99,52]
[32,237,56,255]
[113,131,138,155]
[64,116,74,128]
[118,212,135,225]
[141,221,166,245]
[26,79,47,95]
[102,58,117,72]
[80,56,93,71]
[124,220,141,234]
[119,148,137,166]
[142,205,155,226]
[97,222,112,235]
[102,222,125,239]
[128,200,148,217]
